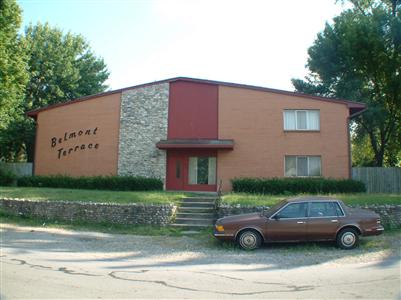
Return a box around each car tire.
[337,228,359,250]
[237,230,262,250]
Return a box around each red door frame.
[166,149,217,192]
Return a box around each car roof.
[284,196,341,203]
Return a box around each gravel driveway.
[1,223,400,299]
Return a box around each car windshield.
[264,200,287,217]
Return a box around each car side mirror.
[273,215,280,220]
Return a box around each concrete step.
[178,202,216,208]
[174,218,215,225]
[181,197,217,203]
[176,212,215,219]
[171,223,213,230]
[178,207,215,213]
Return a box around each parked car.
[214,197,384,250]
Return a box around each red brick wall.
[217,85,350,191]
[34,93,121,176]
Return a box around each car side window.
[276,203,307,219]
[333,202,345,216]
[309,202,337,217]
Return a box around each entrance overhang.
[156,139,234,150]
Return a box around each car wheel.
[237,230,262,250]
[337,228,359,250]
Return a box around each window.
[276,203,308,219]
[175,161,181,179]
[284,110,320,130]
[309,202,338,217]
[334,202,345,216]
[285,156,321,177]
[188,157,216,185]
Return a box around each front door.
[166,152,185,190]
[166,150,217,191]
[265,202,308,242]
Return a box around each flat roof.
[27,77,366,118]
[156,139,234,150]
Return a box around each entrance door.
[166,150,217,191]
[166,152,185,190]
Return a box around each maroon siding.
[168,81,218,139]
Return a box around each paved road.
[1,224,400,299]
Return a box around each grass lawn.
[0,186,192,205]
[222,193,401,206]
[0,209,186,236]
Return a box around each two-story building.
[27,77,366,192]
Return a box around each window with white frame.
[285,156,321,177]
[283,110,320,130]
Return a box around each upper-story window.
[284,110,320,131]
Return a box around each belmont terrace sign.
[51,127,99,159]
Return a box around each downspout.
[347,108,368,179]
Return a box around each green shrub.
[17,175,163,191]
[0,168,17,186]
[231,177,366,194]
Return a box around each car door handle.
[297,221,305,224]
[331,220,338,223]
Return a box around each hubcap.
[241,233,256,248]
[342,232,356,246]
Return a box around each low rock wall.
[218,204,401,229]
[0,198,176,226]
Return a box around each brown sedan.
[214,197,384,250]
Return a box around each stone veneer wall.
[217,204,401,229]
[1,199,176,226]
[118,83,169,183]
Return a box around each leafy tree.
[292,0,401,166]
[0,22,109,162]
[0,0,28,131]
[23,23,109,111]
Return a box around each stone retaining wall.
[217,204,401,229]
[0,199,176,226]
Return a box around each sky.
[17,0,348,92]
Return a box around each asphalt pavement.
[1,224,400,299]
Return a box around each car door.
[265,202,308,242]
[307,201,342,241]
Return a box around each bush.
[0,167,17,186]
[231,177,366,194]
[17,175,163,191]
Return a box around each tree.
[292,0,401,166]
[23,23,109,111]
[0,22,110,162]
[0,0,28,131]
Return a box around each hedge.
[17,175,163,191]
[0,168,17,186]
[231,177,366,194]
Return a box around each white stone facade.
[117,83,169,182]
